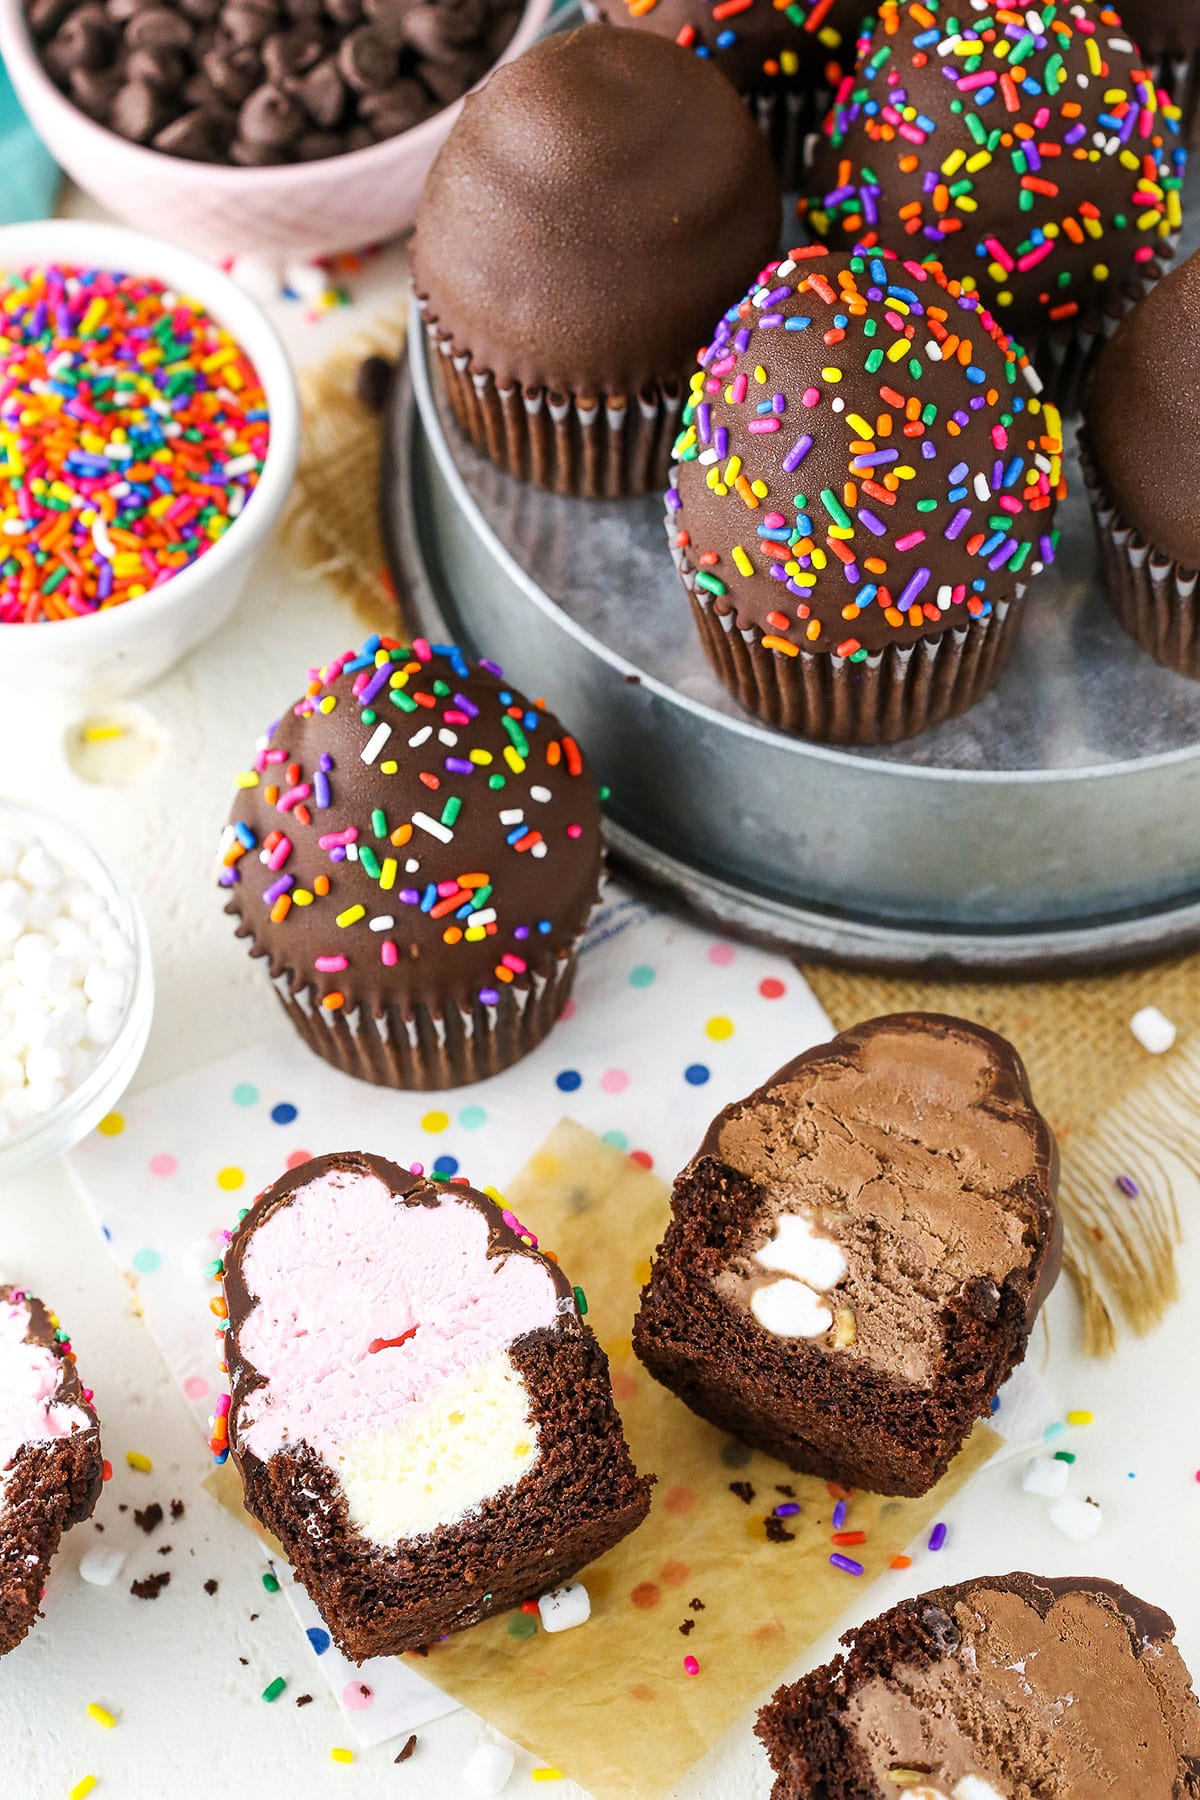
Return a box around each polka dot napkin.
[68,887,833,1746]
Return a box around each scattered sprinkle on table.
[262,1570,280,1593]
[530,1773,564,1783]
[125,1450,152,1472]
[829,1553,864,1576]
[262,1677,287,1703]
[928,1521,948,1552]
[85,1704,115,1729]
[68,1780,97,1800]
[0,264,268,625]
[683,1655,700,1676]
[330,1748,354,1764]
[395,1734,417,1763]
[1067,1410,1094,1426]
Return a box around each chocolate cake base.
[756,1573,1200,1798]
[238,1329,651,1660]
[0,1292,103,1657]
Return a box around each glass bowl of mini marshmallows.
[0,800,152,1175]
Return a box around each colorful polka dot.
[705,1016,734,1041]
[630,1582,661,1610]
[603,1129,630,1152]
[149,1152,177,1178]
[130,1247,161,1274]
[659,1560,690,1586]
[421,1110,449,1134]
[96,1112,124,1136]
[216,1167,244,1191]
[684,1063,710,1085]
[183,1375,209,1401]
[232,1083,259,1107]
[306,1627,331,1655]
[270,1102,298,1125]
[612,1369,638,1402]
[433,1155,459,1177]
[630,1149,654,1170]
[555,1069,583,1093]
[707,943,735,966]
[342,1681,374,1711]
[459,1105,487,1130]
[664,1486,697,1515]
[286,1149,311,1170]
[629,965,656,988]
[759,977,786,1000]
[600,1068,629,1094]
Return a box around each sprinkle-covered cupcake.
[802,1,1186,413]
[219,637,603,1089]
[585,0,864,184]
[668,246,1065,744]
[1084,244,1200,680]
[410,24,782,498]
[1120,0,1200,147]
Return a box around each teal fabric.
[0,58,60,222]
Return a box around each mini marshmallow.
[84,964,128,1009]
[78,1546,127,1587]
[1130,1006,1177,1055]
[284,257,333,304]
[537,1582,591,1633]
[17,845,63,891]
[752,1277,834,1339]
[1048,1497,1103,1542]
[462,1744,515,1795]
[86,1001,123,1045]
[1021,1456,1070,1500]
[955,1780,1006,1800]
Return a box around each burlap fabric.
[286,313,1200,1357]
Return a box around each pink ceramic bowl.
[0,0,551,260]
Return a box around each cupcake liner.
[424,316,683,498]
[749,86,820,192]
[671,527,1020,744]
[1082,439,1200,681]
[264,953,579,1091]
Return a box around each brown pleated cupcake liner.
[1081,440,1200,681]
[672,537,1020,744]
[423,317,683,498]
[749,84,828,192]
[265,954,579,1091]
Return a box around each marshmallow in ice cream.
[222,1152,578,1548]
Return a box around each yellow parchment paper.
[212,1119,995,1799]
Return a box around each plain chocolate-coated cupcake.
[1084,244,1200,680]
[1120,0,1200,146]
[585,0,864,186]
[667,246,1065,744]
[410,24,782,498]
[218,635,603,1089]
[801,0,1186,414]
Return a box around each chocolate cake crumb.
[239,1656,249,1666]
[776,1485,796,1498]
[170,1500,185,1521]
[680,1619,696,1636]
[134,1503,163,1535]
[689,1598,705,1612]
[204,1580,219,1596]
[130,1571,171,1600]
[157,1545,172,1556]
[765,1516,795,1544]
[729,1481,756,1505]
[395,1734,417,1762]
[296,1694,313,1708]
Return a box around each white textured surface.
[0,184,1197,1800]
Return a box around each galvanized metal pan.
[384,284,1200,977]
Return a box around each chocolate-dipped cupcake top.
[1088,243,1200,568]
[588,0,863,98]
[411,23,782,395]
[805,0,1186,341]
[1117,0,1199,58]
[669,246,1065,657]
[219,637,603,1020]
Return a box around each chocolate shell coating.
[669,247,1064,657]
[1119,0,1200,58]
[587,0,862,99]
[804,1,1184,342]
[219,639,602,1023]
[1088,244,1200,569]
[411,24,782,395]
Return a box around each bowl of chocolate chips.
[0,0,551,256]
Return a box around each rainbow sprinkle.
[0,264,268,624]
[804,2,1186,338]
[620,0,860,90]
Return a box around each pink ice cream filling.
[0,1297,91,1476]
[235,1168,565,1465]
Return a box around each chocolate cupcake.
[410,24,782,498]
[668,246,1065,744]
[801,0,1187,414]
[585,0,864,185]
[1084,244,1200,679]
[757,1573,1200,1798]
[218,636,603,1089]
[1121,0,1200,147]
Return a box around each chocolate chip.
[418,55,473,105]
[482,6,517,58]
[261,24,324,79]
[325,0,362,20]
[107,0,161,22]
[52,6,118,72]
[230,134,289,162]
[295,127,341,158]
[335,23,395,90]
[178,0,222,18]
[203,1578,219,1595]
[239,79,304,143]
[361,0,412,40]
[126,45,188,88]
[126,5,195,49]
[359,76,428,134]
[66,63,121,118]
[202,43,261,102]
[153,106,221,156]
[395,1735,417,1763]
[399,4,458,65]
[28,0,77,36]
[219,1,279,47]
[291,54,344,125]
[437,0,486,47]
